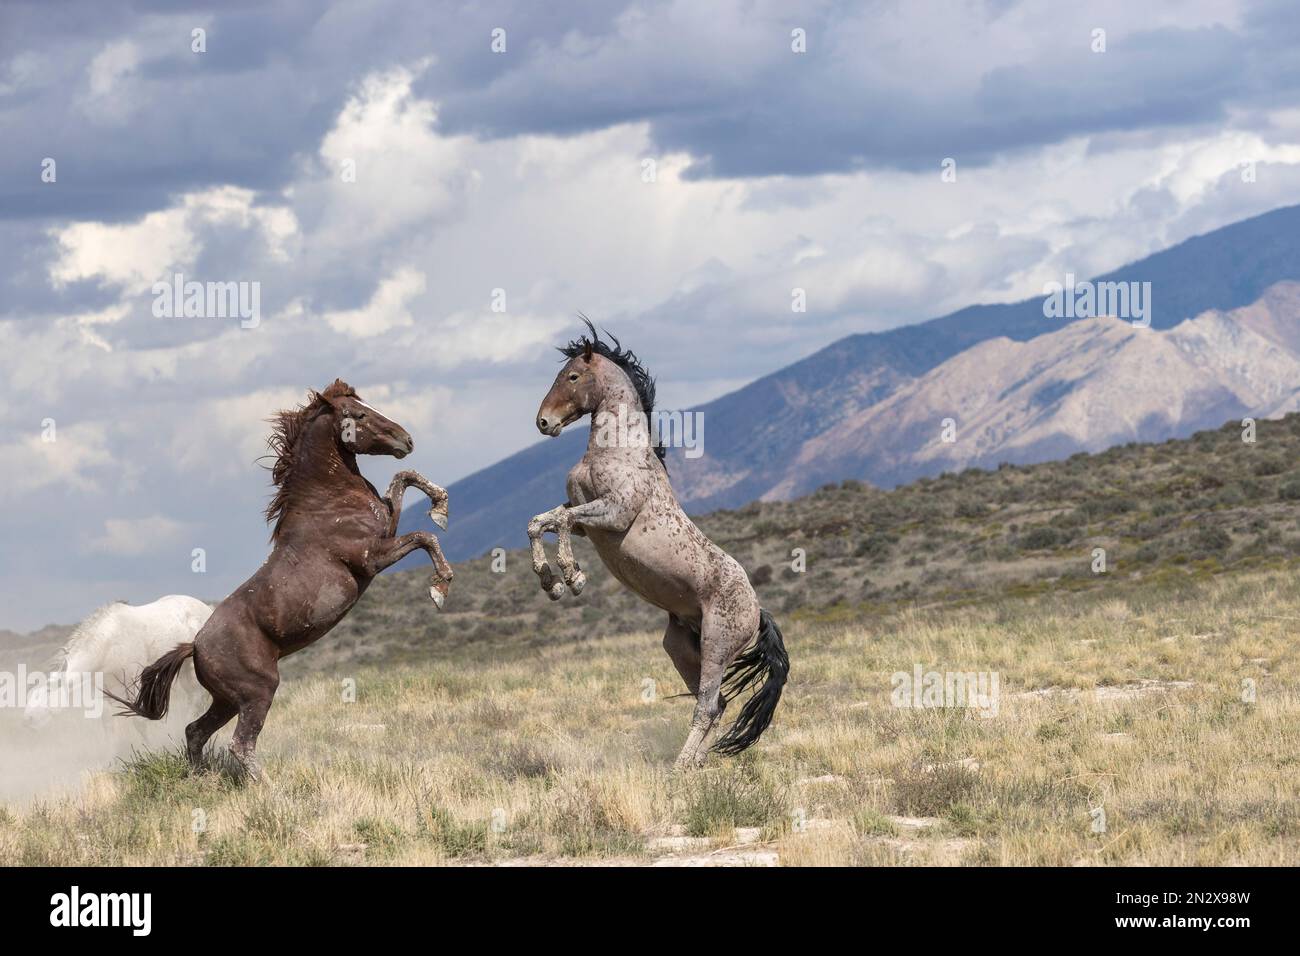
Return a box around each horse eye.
[568,373,579,382]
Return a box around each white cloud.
[48,186,298,297]
[85,39,139,100]
[304,61,475,251]
[50,205,196,292]
[84,515,188,556]
[390,308,570,370]
[0,51,46,97]
[345,382,454,448]
[323,267,426,338]
[0,423,116,500]
[1143,132,1300,205]
[169,386,306,478]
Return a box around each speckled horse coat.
[528,325,788,768]
[108,380,452,780]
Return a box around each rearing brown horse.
[110,380,452,780]
[528,322,789,768]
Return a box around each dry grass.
[2,566,1298,866]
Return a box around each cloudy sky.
[4,0,1300,631]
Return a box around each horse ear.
[582,338,593,363]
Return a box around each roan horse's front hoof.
[569,569,587,595]
[539,565,565,601]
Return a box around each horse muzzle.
[537,409,579,437]
[391,432,414,458]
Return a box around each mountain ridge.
[400,203,1300,562]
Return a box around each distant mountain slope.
[779,296,1300,492]
[401,203,1300,562]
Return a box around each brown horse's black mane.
[560,317,666,465]
[263,379,355,534]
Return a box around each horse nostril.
[538,418,548,430]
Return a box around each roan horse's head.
[319,380,414,459]
[536,320,666,464]
[537,335,600,438]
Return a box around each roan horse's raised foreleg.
[528,504,587,600]
[528,495,641,598]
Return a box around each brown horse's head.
[536,320,666,464]
[264,380,414,535]
[319,380,414,458]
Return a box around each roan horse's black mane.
[560,317,667,467]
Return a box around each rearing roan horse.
[110,380,452,780]
[528,323,789,768]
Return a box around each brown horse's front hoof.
[429,585,447,610]
[429,507,449,531]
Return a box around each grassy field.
[3,562,1297,866]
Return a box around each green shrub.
[1190,526,1231,555]
[1019,526,1062,550]
[682,762,786,837]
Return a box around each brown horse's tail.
[712,609,789,757]
[105,643,195,720]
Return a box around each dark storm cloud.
[0,0,621,223]
[429,3,1274,178]
[2,0,1288,225]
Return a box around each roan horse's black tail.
[104,643,195,720]
[712,610,789,756]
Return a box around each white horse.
[23,595,211,732]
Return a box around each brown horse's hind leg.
[230,692,276,783]
[196,637,280,783]
[185,699,237,768]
